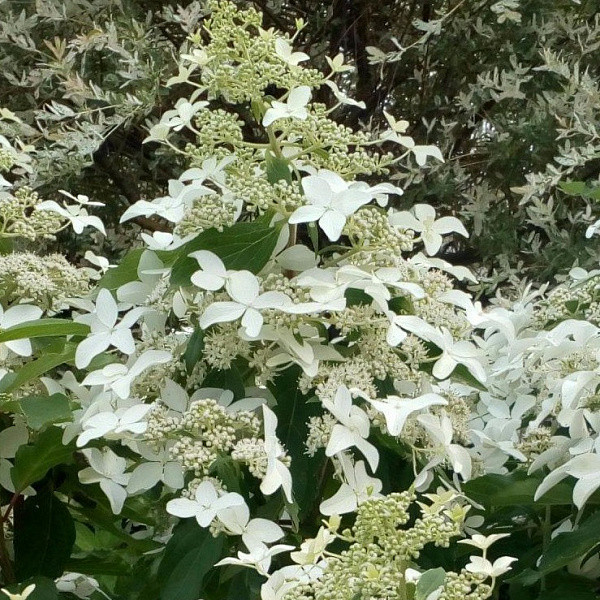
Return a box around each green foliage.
[11,427,75,493]
[170,216,283,286]
[14,488,76,581]
[156,521,224,600]
[20,394,72,430]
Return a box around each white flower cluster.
[5,2,600,598]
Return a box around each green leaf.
[450,364,487,391]
[20,393,72,430]
[65,555,132,576]
[157,520,224,600]
[388,295,415,314]
[537,511,600,574]
[415,567,446,600]
[559,181,600,200]
[202,362,246,399]
[463,470,588,507]
[0,344,76,394]
[184,328,204,374]
[268,366,323,517]
[11,427,75,492]
[170,216,282,287]
[98,248,144,290]
[209,455,243,494]
[265,151,292,184]
[0,319,89,344]
[533,575,599,599]
[14,487,75,580]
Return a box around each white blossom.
[263,86,311,127]
[200,270,291,337]
[389,204,468,256]
[289,170,371,241]
[78,447,131,514]
[322,386,379,472]
[74,289,149,369]
[166,480,245,527]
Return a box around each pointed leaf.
[14,487,76,580]
[11,427,75,492]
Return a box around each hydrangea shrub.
[1,3,600,600]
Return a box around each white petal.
[127,463,162,493]
[227,271,260,305]
[95,289,118,328]
[2,305,43,328]
[163,461,185,489]
[319,484,357,515]
[245,518,284,545]
[325,424,354,457]
[288,86,311,108]
[434,216,469,237]
[166,497,199,519]
[75,334,111,369]
[421,230,443,255]
[200,302,246,329]
[128,350,172,378]
[301,176,333,205]
[5,338,33,357]
[110,328,136,355]
[218,503,250,534]
[241,308,263,338]
[99,479,127,514]
[288,205,326,224]
[191,270,225,291]
[318,210,346,241]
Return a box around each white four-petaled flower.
[75,289,149,369]
[218,502,285,550]
[389,204,468,256]
[322,386,379,472]
[78,447,131,514]
[166,480,245,527]
[263,86,311,128]
[289,170,371,241]
[199,271,290,337]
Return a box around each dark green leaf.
[537,511,600,574]
[2,578,59,600]
[170,216,282,287]
[0,235,13,255]
[388,295,415,314]
[14,488,76,580]
[463,470,587,507]
[184,328,204,374]
[20,393,72,430]
[158,520,224,600]
[65,555,132,576]
[11,427,75,492]
[0,319,89,344]
[209,455,243,494]
[268,366,323,517]
[202,363,246,399]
